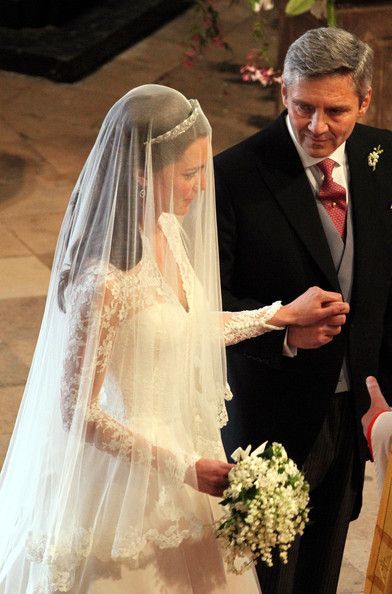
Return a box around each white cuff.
[283,328,297,357]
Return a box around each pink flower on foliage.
[245,49,261,63]
[240,64,281,86]
[183,47,197,67]
[212,36,225,48]
[191,34,202,47]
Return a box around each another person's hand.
[286,313,347,349]
[194,458,234,497]
[361,376,391,438]
[272,287,349,327]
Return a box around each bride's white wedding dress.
[6,215,279,594]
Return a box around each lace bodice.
[60,214,283,468]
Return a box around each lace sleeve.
[60,269,133,451]
[223,300,285,346]
[60,267,196,486]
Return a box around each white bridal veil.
[0,85,232,593]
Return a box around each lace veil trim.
[26,518,204,593]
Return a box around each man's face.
[282,74,371,158]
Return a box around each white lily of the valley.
[231,442,268,462]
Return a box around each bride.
[0,84,348,593]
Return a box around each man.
[214,27,392,594]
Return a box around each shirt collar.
[285,114,346,169]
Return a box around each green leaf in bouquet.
[259,443,274,459]
[240,485,258,501]
[285,0,316,17]
[220,495,234,506]
[218,515,237,530]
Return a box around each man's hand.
[361,376,391,438]
[194,458,234,497]
[272,286,349,327]
[287,313,347,349]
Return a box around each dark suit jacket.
[214,112,392,474]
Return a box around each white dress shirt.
[282,116,350,357]
[286,115,350,202]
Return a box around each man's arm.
[214,159,348,358]
[378,280,392,403]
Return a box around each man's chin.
[302,141,334,159]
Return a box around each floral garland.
[185,0,336,86]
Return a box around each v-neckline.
[156,214,192,314]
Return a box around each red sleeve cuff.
[366,411,387,460]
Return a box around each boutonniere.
[368,145,384,171]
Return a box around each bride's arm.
[223,287,350,346]
[60,276,135,459]
[223,301,284,346]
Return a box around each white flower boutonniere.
[368,145,384,171]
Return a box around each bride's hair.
[57,86,209,312]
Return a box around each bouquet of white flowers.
[216,442,310,574]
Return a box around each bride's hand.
[194,458,234,497]
[271,286,350,327]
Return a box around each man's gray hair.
[283,27,373,100]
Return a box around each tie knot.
[317,158,335,180]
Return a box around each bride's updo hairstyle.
[123,86,209,171]
[57,85,211,311]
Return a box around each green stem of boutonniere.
[327,0,336,26]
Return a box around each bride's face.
[154,136,209,216]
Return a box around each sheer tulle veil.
[0,85,231,592]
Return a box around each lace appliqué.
[85,402,134,460]
[113,520,203,559]
[27,528,93,592]
[27,520,204,593]
[60,257,166,432]
[224,300,284,346]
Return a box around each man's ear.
[358,87,372,118]
[281,80,288,108]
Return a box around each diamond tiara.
[147,99,200,145]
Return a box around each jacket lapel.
[255,114,340,291]
[346,127,387,303]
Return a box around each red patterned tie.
[317,158,347,239]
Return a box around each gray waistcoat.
[315,199,354,392]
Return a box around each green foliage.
[285,0,316,17]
